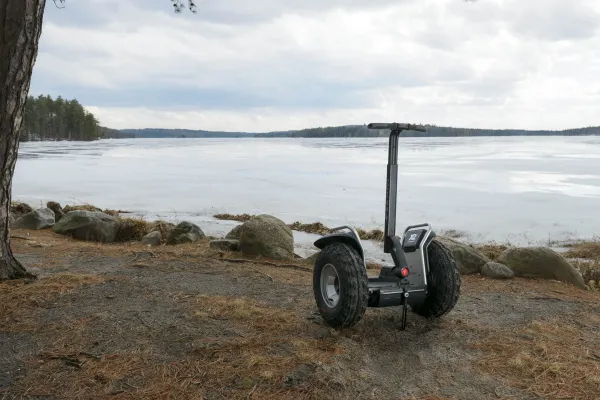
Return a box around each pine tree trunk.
[0,0,46,280]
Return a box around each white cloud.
[30,0,600,131]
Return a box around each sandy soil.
[1,229,599,400]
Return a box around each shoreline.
[11,200,599,250]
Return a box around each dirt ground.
[1,229,599,400]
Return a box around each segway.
[312,123,461,330]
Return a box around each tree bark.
[0,0,46,280]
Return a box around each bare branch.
[172,0,197,13]
[53,0,65,9]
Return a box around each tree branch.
[171,0,197,13]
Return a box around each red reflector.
[401,267,409,277]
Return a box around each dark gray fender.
[313,226,366,265]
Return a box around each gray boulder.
[481,262,514,279]
[498,247,585,289]
[52,210,120,243]
[225,224,243,240]
[166,221,205,245]
[13,208,55,230]
[141,231,162,246]
[210,239,240,252]
[436,236,490,275]
[46,201,65,222]
[227,214,294,260]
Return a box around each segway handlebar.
[367,123,426,132]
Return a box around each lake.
[12,136,600,262]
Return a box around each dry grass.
[355,228,385,241]
[439,229,468,239]
[11,352,336,400]
[288,221,330,235]
[571,260,600,286]
[472,319,600,400]
[214,213,255,222]
[63,203,103,213]
[10,201,33,215]
[6,293,341,400]
[60,203,131,217]
[4,230,600,400]
[562,240,600,285]
[215,213,386,241]
[0,273,110,330]
[563,239,600,260]
[473,242,511,261]
[182,295,342,398]
[115,217,154,242]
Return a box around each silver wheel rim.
[320,263,340,307]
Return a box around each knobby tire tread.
[412,238,461,318]
[313,243,368,328]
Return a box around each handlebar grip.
[367,123,427,132]
[367,123,391,129]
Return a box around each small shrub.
[288,221,330,235]
[10,201,33,216]
[357,228,385,241]
[214,213,255,222]
[116,217,153,242]
[63,204,102,213]
[474,243,511,261]
[563,240,600,260]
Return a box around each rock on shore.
[498,247,585,288]
[52,210,120,243]
[436,236,490,275]
[226,214,294,260]
[166,221,205,245]
[13,208,55,230]
[481,262,514,279]
[46,201,65,222]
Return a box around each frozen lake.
[12,136,600,261]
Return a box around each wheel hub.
[320,263,340,307]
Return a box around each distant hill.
[121,128,254,138]
[121,124,600,138]
[99,126,135,139]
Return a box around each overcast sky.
[30,0,600,132]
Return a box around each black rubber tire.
[411,238,461,318]
[313,242,369,328]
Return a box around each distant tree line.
[120,128,252,138]
[256,124,600,138]
[24,102,600,140]
[19,94,133,142]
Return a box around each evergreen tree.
[19,94,103,141]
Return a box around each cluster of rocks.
[10,202,295,261]
[10,201,206,246]
[9,202,591,288]
[436,236,586,289]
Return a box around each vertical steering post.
[384,129,402,254]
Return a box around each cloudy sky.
[30,0,600,132]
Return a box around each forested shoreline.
[19,95,133,142]
[125,124,600,139]
[20,94,600,141]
